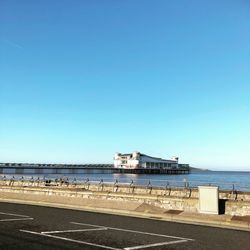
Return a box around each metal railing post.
[129,180,135,193]
[147,180,152,194]
[99,179,104,191]
[113,179,119,192]
[84,178,90,190]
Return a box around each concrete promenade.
[0,180,249,232]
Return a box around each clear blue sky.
[0,1,249,170]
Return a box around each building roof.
[118,152,177,163]
[140,154,177,163]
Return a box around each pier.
[0,163,189,175]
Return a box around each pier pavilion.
[114,152,183,169]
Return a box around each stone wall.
[0,180,249,216]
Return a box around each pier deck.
[0,164,189,175]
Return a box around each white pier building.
[114,152,179,169]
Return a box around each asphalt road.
[0,202,249,250]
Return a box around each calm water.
[2,170,250,191]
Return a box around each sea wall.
[0,180,249,216]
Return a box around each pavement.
[0,196,249,232]
[1,202,250,250]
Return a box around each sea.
[2,170,250,192]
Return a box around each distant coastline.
[190,167,210,172]
[190,167,250,172]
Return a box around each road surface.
[0,202,249,249]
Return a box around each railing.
[0,175,250,192]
